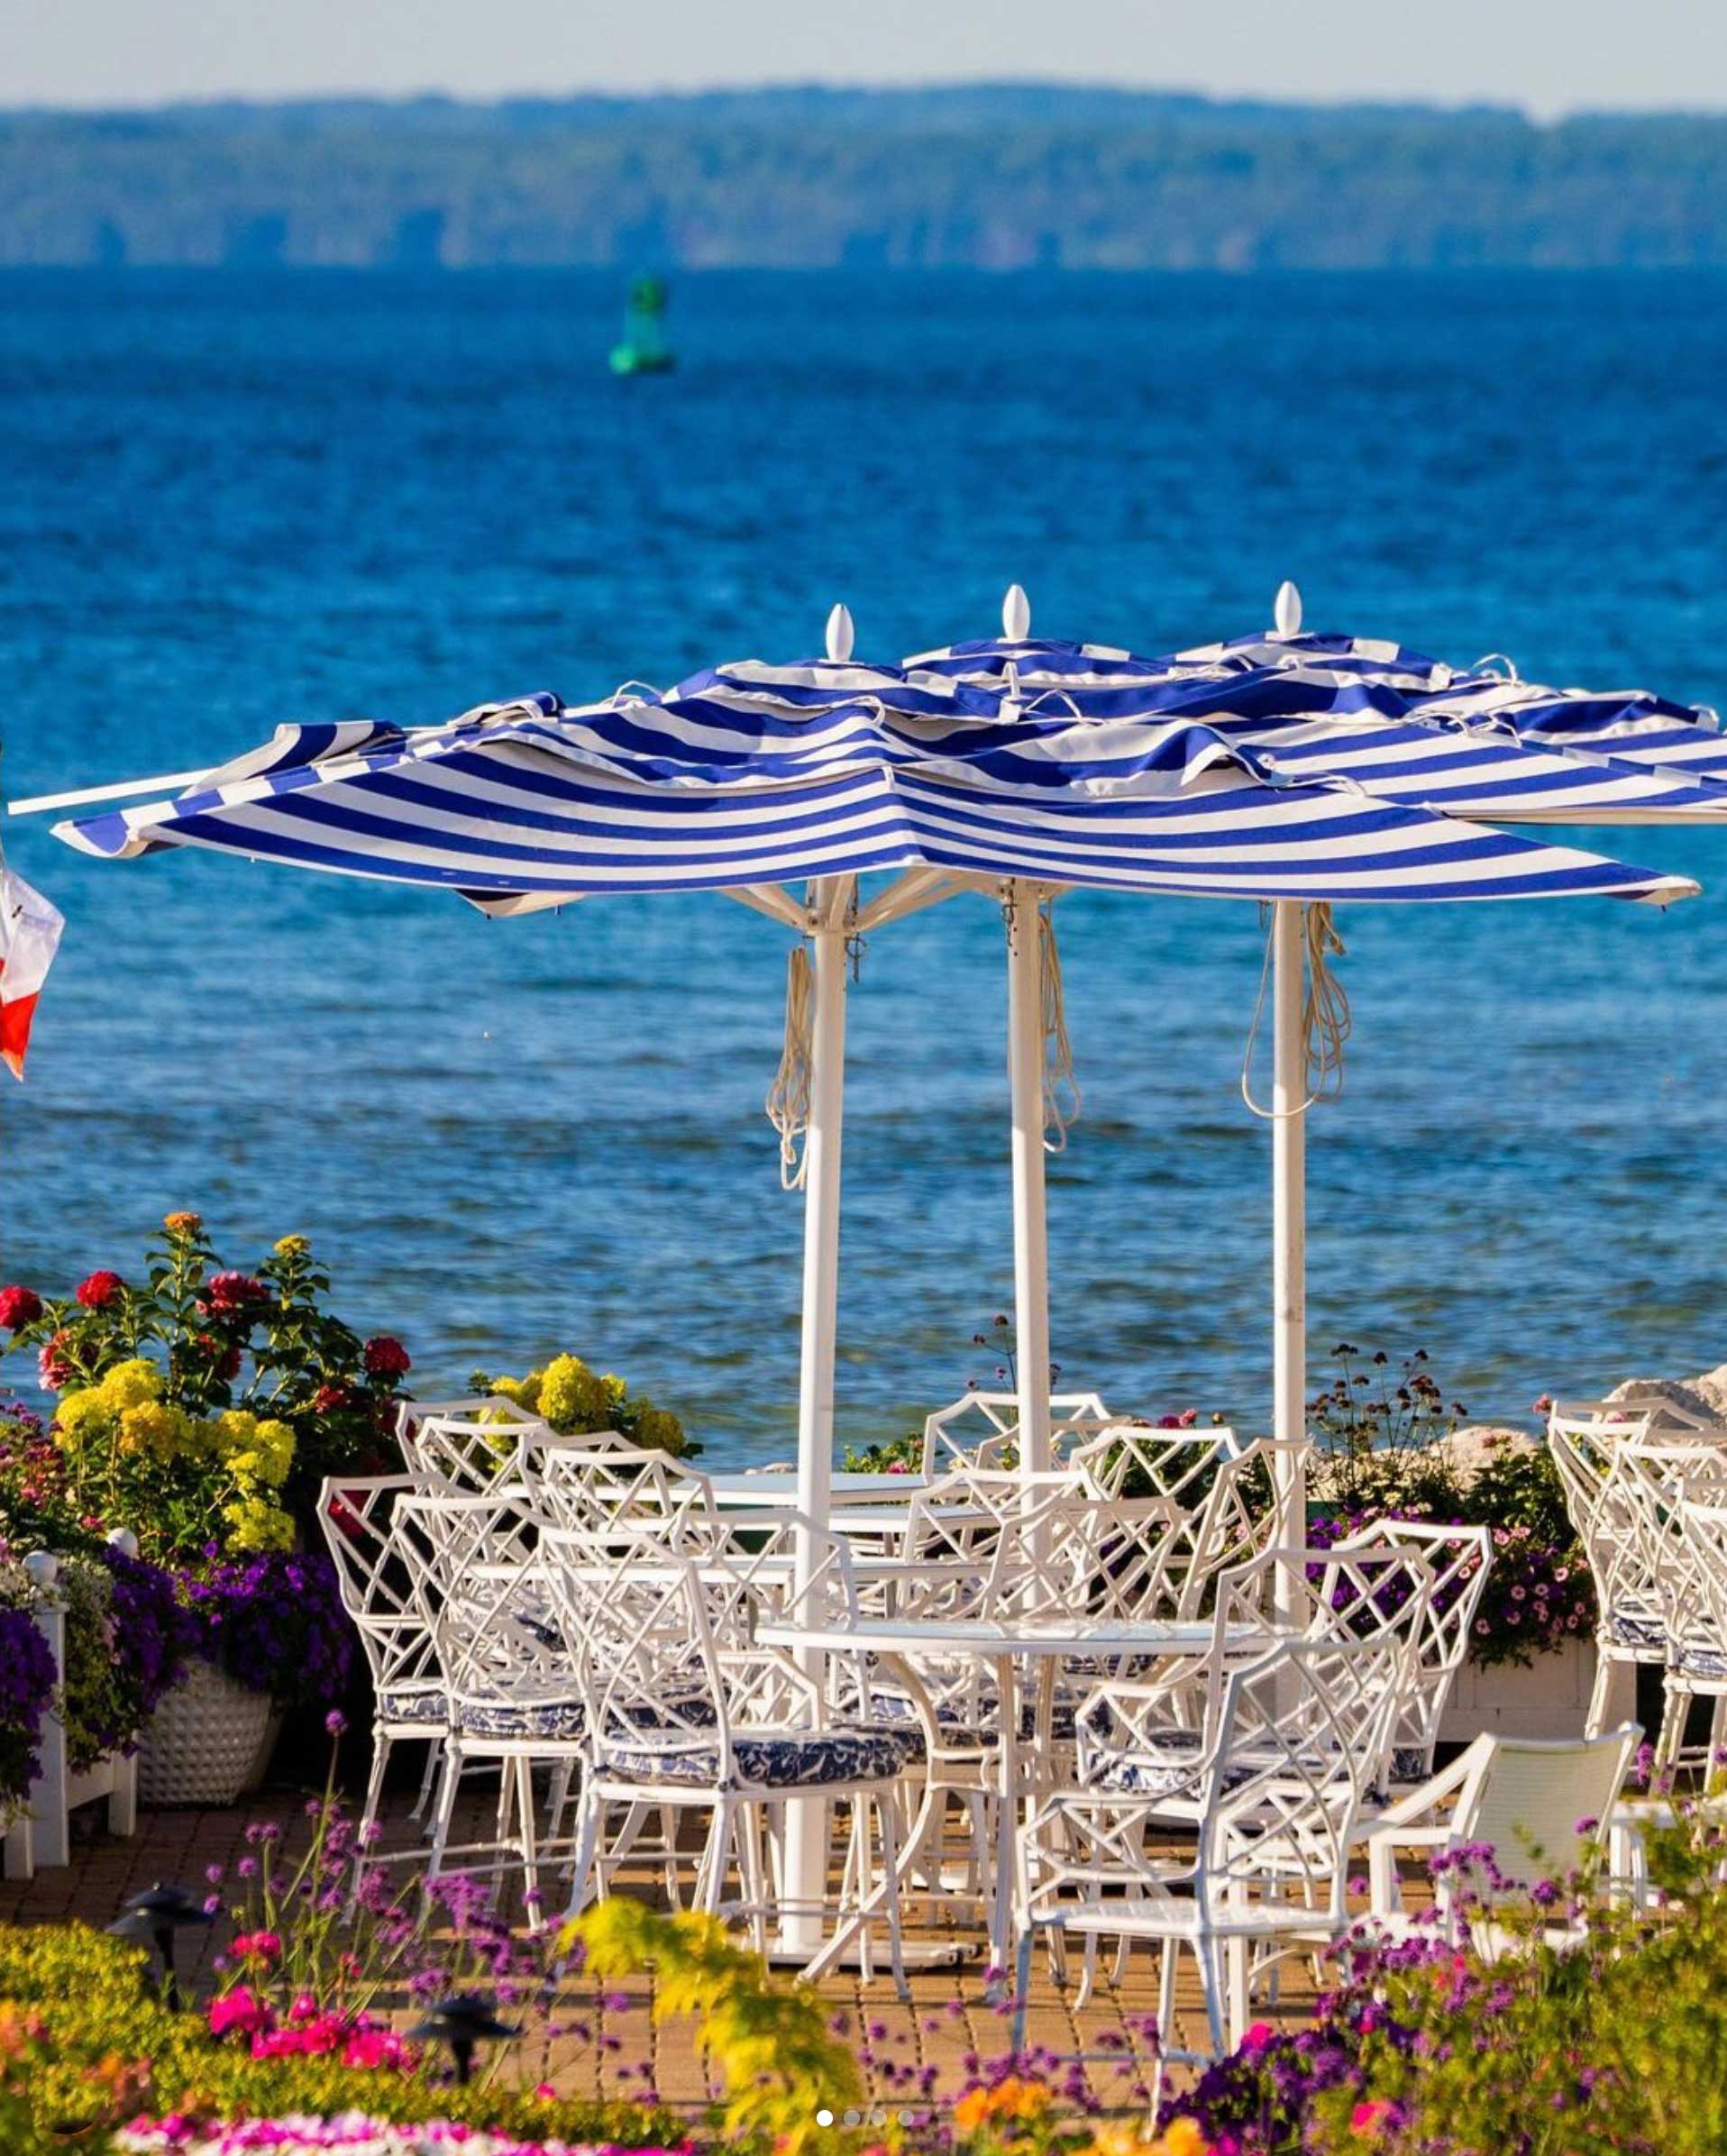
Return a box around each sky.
[5,0,1727,116]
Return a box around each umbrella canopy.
[55,683,1699,909]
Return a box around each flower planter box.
[2,1551,137,1879]
[1439,1636,1597,1744]
[137,1657,275,1808]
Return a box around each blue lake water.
[3,268,1727,1464]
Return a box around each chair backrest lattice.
[398,1396,552,1494]
[1070,1422,1244,1507]
[1167,1439,1313,1621]
[524,1442,721,1548]
[920,1390,1114,1477]
[393,1485,551,1709]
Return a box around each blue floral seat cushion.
[854,1687,996,1757]
[455,1696,586,1741]
[1604,1609,1668,1652]
[1081,1728,1252,1799]
[378,1685,447,1726]
[1676,1640,1727,1680]
[599,1726,909,1789]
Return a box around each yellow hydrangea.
[216,1411,295,1489]
[117,1401,188,1462]
[272,1233,310,1256]
[98,1359,161,1413]
[536,1353,612,1433]
[222,1496,295,1553]
[630,1400,687,1457]
[51,1389,110,1448]
[489,1372,541,1412]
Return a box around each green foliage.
[841,1430,921,1474]
[566,1898,861,2149]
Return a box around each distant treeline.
[3,83,1725,270]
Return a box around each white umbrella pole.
[781,886,848,1955]
[1271,899,1310,1590]
[1006,882,1054,1474]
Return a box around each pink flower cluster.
[206,1987,416,2073]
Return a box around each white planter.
[2,1550,138,1879]
[137,1658,275,1808]
[1439,1637,1597,1744]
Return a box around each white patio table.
[758,1611,1277,1981]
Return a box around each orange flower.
[162,1210,203,1237]
[954,2077,1055,2134]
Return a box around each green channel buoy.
[610,275,675,376]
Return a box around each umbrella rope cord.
[765,942,815,1190]
[1038,899,1082,1153]
[1240,900,1351,1120]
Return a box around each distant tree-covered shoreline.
[2,84,1723,270]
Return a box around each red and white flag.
[0,866,64,1079]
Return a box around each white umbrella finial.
[1003,584,1030,643]
[824,603,854,664]
[1274,580,1302,638]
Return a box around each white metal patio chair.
[317,1472,452,1840]
[1549,1403,1676,1738]
[1016,1629,1412,2080]
[1657,1487,1727,1771]
[397,1485,588,1916]
[1363,1724,1640,1956]
[1571,1427,1727,1759]
[550,1527,920,1988]
[1326,1517,1494,1786]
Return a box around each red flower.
[75,1269,125,1311]
[194,1333,244,1383]
[362,1335,411,1382]
[203,1272,270,1316]
[314,1382,356,1415]
[38,1330,74,1391]
[0,1285,43,1330]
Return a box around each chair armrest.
[1365,1822,1458,1917]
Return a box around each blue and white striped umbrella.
[52,675,1698,910]
[1159,587,1727,789]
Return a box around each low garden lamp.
[407,1992,520,2084]
[106,1881,215,2007]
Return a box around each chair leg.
[424,1741,463,1886]
[515,1757,543,1921]
[1011,1922,1036,2055]
[562,1788,604,1928]
[1225,1937,1251,2051]
[1654,1678,1689,1773]
[873,1793,909,2002]
[1193,1936,1229,2060]
[1586,1649,1634,1740]
[1074,1931,1101,2011]
[410,1738,441,1825]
